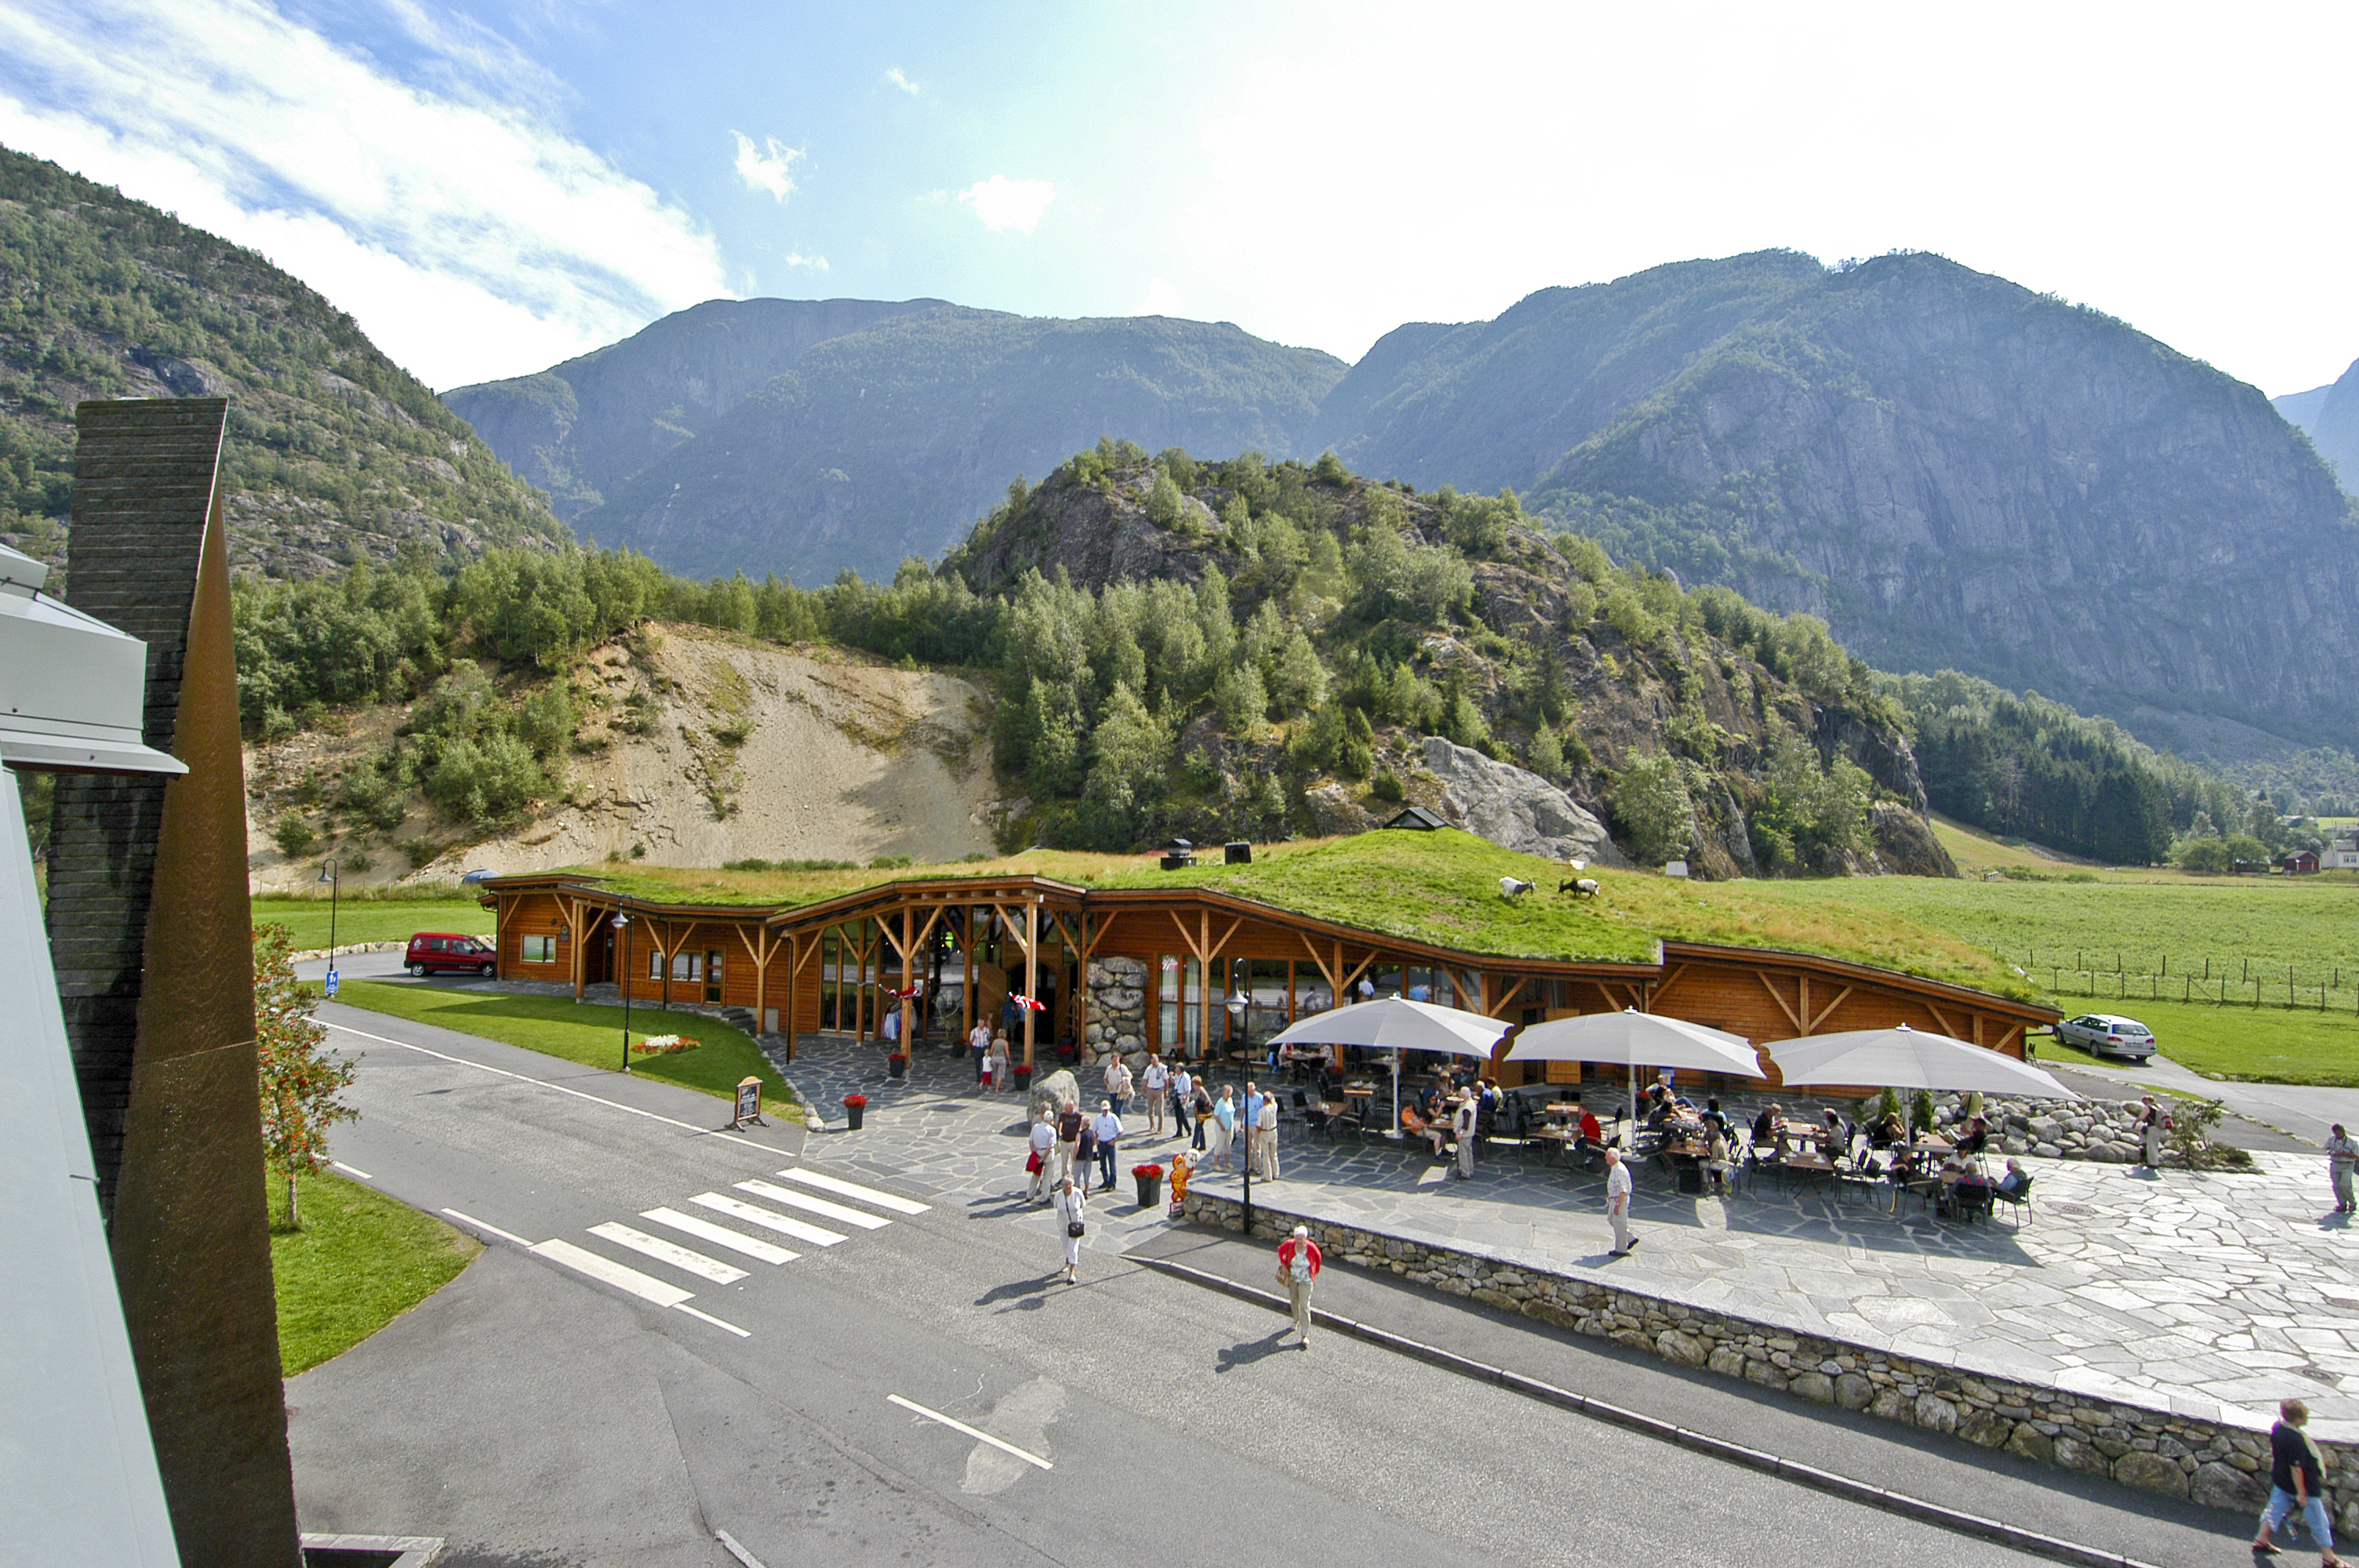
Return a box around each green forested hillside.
[0,143,564,579]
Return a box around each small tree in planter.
[842,1093,869,1131]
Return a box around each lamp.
[317,858,339,996]
[1226,993,1254,1234]
[610,911,633,1072]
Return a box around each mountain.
[559,307,1346,583]
[2274,380,2334,434]
[0,143,562,579]
[441,296,944,519]
[2302,356,2359,495]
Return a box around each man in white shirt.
[1170,1064,1194,1142]
[968,1018,992,1081]
[1027,1110,1056,1203]
[1103,1055,1133,1117]
[1452,1094,1478,1180]
[1256,1091,1281,1180]
[1605,1148,1635,1254]
[1141,1053,1170,1138]
[1092,1101,1124,1192]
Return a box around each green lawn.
[269,1166,478,1376]
[325,978,801,1116]
[255,895,490,951]
[2038,998,2359,1087]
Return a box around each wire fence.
[2027,949,2359,1014]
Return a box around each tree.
[1528,724,1565,781]
[254,922,358,1229]
[1609,754,1694,865]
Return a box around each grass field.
[268,1166,477,1375]
[255,893,490,951]
[326,978,801,1116]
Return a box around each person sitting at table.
[1701,1098,1730,1139]
[1957,1116,1991,1157]
[1995,1157,2029,1196]
[1943,1160,1991,1219]
[1705,1128,1735,1193]
[1819,1107,1848,1156]
[1867,1110,1905,1150]
[1401,1104,1449,1157]
[1750,1103,1780,1147]
[1422,1085,1447,1122]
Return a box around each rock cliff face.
[1415,737,1627,866]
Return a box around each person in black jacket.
[2253,1396,2343,1564]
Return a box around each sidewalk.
[1130,1225,2244,1568]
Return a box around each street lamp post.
[612,912,633,1072]
[316,858,339,998]
[1227,993,1251,1234]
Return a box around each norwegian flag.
[1010,993,1047,1012]
[885,983,924,1000]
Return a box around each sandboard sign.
[732,1076,766,1128]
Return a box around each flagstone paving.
[778,1035,2359,1439]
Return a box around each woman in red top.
[1277,1225,1322,1347]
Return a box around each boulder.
[2192,1461,2266,1511]
[1834,1374,1875,1411]
[2113,1451,2189,1499]
[1914,1394,1959,1434]
[1416,735,1628,866]
[1656,1328,1709,1367]
[1027,1069,1080,1120]
[1868,801,1958,877]
[1305,782,1382,837]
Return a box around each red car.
[405,931,496,977]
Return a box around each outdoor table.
[1527,1127,1579,1167]
[1782,1154,1835,1193]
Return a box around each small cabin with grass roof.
[478,829,2055,1092]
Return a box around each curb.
[291,939,405,962]
[1136,1253,2168,1568]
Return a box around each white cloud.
[1136,277,1182,316]
[0,0,732,389]
[782,251,828,271]
[884,67,921,96]
[731,131,803,202]
[958,174,1055,235]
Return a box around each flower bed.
[632,1034,696,1055]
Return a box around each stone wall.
[1084,956,1148,1066]
[1180,1189,2349,1526]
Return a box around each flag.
[1011,993,1047,1011]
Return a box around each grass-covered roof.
[546,828,2028,998]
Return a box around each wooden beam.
[1023,899,1038,1069]
[1808,985,1853,1033]
[1992,1022,2025,1059]
[1755,971,1804,1033]
[1923,1001,1963,1040]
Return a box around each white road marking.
[442,1208,533,1248]
[1417,1165,1450,1186]
[590,1222,748,1284]
[734,1178,891,1229]
[776,1167,929,1214]
[692,1192,846,1247]
[887,1394,1053,1471]
[323,1018,779,1150]
[642,1207,798,1265]
[714,1528,769,1568]
[671,1302,751,1338]
[330,1160,374,1180]
[531,1238,693,1308]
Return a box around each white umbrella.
[1765,1024,2080,1099]
[1267,996,1510,1135]
[1506,1007,1764,1133]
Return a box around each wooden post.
[900,903,915,1049]
[963,906,976,1040]
[1023,898,1038,1069]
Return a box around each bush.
[2176,838,2232,873]
[1608,755,1693,866]
[1370,772,1405,804]
[273,815,316,858]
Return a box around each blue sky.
[1,0,2354,397]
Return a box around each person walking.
[1027,1109,1056,1203]
[1052,1175,1088,1284]
[1092,1100,1123,1192]
[2253,1397,2344,1565]
[968,1018,992,1080]
[1452,1091,1478,1180]
[1103,1055,1133,1117]
[1210,1085,1238,1170]
[1277,1224,1321,1347]
[1054,1098,1085,1189]
[1605,1148,1635,1254]
[1257,1090,1281,1180]
[990,1033,1012,1094]
[1142,1053,1170,1138]
[2328,1123,2357,1214]
[2135,1094,2167,1170]
[979,1040,998,1094]
[1171,1062,1194,1142]
[1241,1082,1265,1176]
[1190,1075,1214,1152]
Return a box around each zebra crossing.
[446,1163,929,1338]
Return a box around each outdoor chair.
[1303,1106,1331,1138]
[1990,1174,2034,1225]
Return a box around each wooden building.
[479,869,2056,1089]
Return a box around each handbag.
[1026,1149,1042,1173]
[1067,1221,1085,1239]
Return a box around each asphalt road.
[289,1005,2074,1568]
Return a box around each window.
[521,935,555,964]
[649,949,664,982]
[671,950,703,982]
